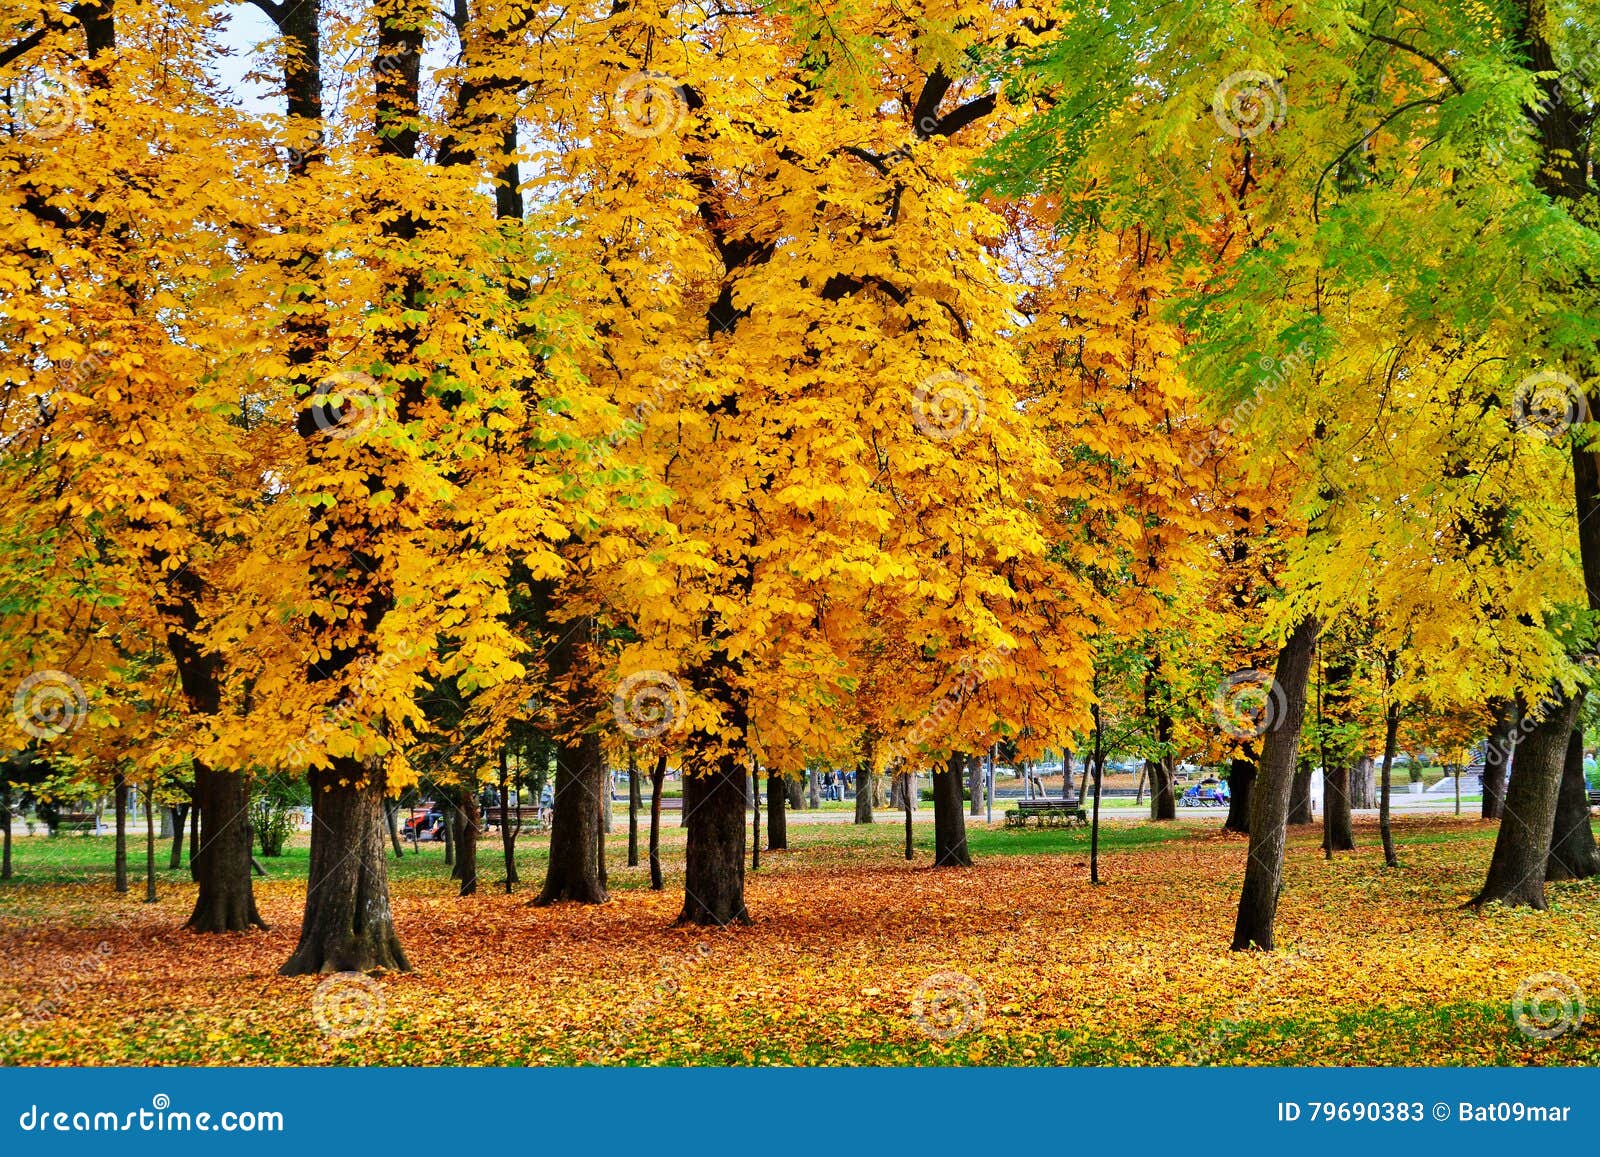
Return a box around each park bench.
[482,806,547,832]
[53,812,98,835]
[1588,790,1600,811]
[1004,798,1087,829]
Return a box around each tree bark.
[454,792,479,896]
[536,729,608,905]
[1,785,11,879]
[143,783,157,903]
[497,749,518,891]
[648,754,666,891]
[1324,762,1355,851]
[677,748,749,925]
[1547,720,1600,881]
[1482,697,1516,820]
[188,799,200,880]
[1287,756,1313,824]
[1231,616,1320,950]
[1471,691,1581,909]
[167,803,188,869]
[187,763,266,932]
[1379,698,1400,868]
[767,772,787,850]
[854,735,876,824]
[280,766,408,973]
[441,797,455,866]
[786,779,803,809]
[1149,755,1176,821]
[627,750,641,867]
[113,768,128,894]
[1224,757,1255,833]
[967,753,984,816]
[932,754,972,867]
[384,797,405,859]
[806,768,821,809]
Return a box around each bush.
[250,774,308,857]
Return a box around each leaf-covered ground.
[1,816,1597,1065]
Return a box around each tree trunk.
[1547,719,1600,881]
[188,799,200,880]
[932,754,972,867]
[1149,756,1176,821]
[1348,755,1377,809]
[168,804,188,870]
[1,785,11,879]
[1324,763,1355,851]
[498,749,518,891]
[384,797,404,859]
[159,804,172,839]
[281,765,409,974]
[677,749,749,925]
[441,798,455,866]
[113,768,128,894]
[1472,691,1581,908]
[767,772,787,850]
[901,770,915,860]
[648,754,666,892]
[1482,697,1516,820]
[1379,699,1400,869]
[187,763,267,932]
[1287,756,1313,824]
[627,750,641,867]
[854,736,876,824]
[806,768,821,809]
[786,779,803,809]
[454,793,479,896]
[536,729,608,905]
[143,784,157,903]
[750,767,760,871]
[1231,616,1320,950]
[1224,757,1255,833]
[967,753,984,816]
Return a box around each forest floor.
[1,816,1597,1065]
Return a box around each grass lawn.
[1,814,1595,1066]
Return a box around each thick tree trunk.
[187,763,266,932]
[932,754,972,867]
[536,730,608,905]
[677,750,749,926]
[384,797,404,859]
[113,768,128,894]
[750,768,760,871]
[1482,697,1516,820]
[1287,756,1314,824]
[1471,691,1581,909]
[1349,755,1377,809]
[1547,721,1600,882]
[281,766,408,974]
[806,768,821,809]
[648,754,666,892]
[854,736,876,824]
[1,785,11,879]
[786,779,803,809]
[1149,756,1176,821]
[1224,758,1255,833]
[1231,616,1320,950]
[627,750,641,867]
[441,798,455,866]
[168,804,188,869]
[1324,763,1355,851]
[967,753,984,816]
[454,793,479,896]
[767,772,787,850]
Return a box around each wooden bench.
[482,805,545,831]
[53,812,97,835]
[1588,790,1600,810]
[1004,798,1087,829]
